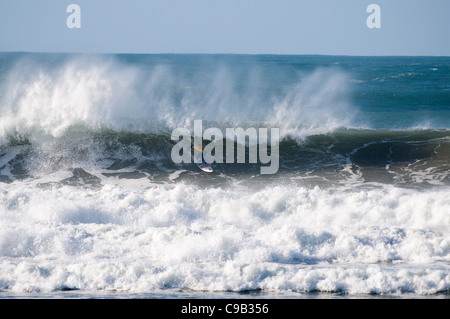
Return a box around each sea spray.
[0,53,449,296]
[0,54,358,141]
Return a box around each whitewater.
[0,53,449,297]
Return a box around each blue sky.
[1,0,449,55]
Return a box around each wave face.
[0,53,449,296]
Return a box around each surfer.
[192,144,213,173]
[192,144,204,163]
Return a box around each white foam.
[0,181,448,294]
[0,57,358,142]
[0,56,147,139]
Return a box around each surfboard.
[196,160,213,173]
[192,144,213,173]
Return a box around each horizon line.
[1,50,449,58]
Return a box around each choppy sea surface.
[0,53,449,298]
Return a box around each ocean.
[0,53,449,298]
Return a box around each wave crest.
[0,55,357,141]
